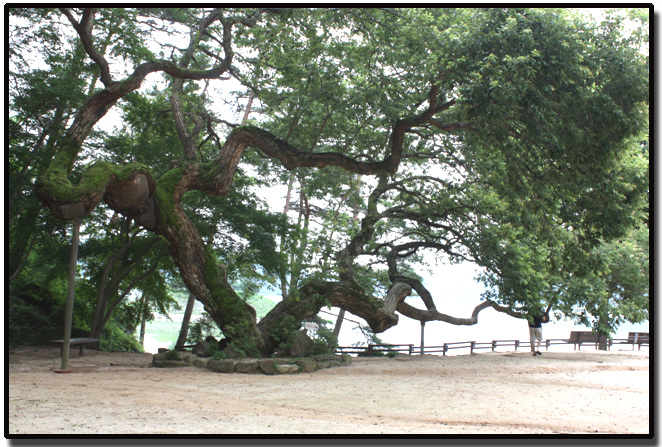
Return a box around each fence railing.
[335,336,648,357]
[335,344,416,356]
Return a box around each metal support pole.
[59,217,81,373]
[420,320,425,355]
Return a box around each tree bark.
[138,292,147,346]
[257,280,412,354]
[396,299,524,325]
[151,168,264,354]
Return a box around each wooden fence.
[335,334,649,357]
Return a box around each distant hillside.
[248,295,278,319]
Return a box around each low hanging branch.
[382,238,526,325]
[257,280,412,354]
[323,164,527,329]
[397,299,524,324]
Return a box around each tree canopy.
[8,7,649,355]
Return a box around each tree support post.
[420,320,426,355]
[57,214,82,373]
[175,292,196,349]
[333,309,346,337]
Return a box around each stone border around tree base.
[152,351,352,374]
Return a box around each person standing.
[529,313,549,356]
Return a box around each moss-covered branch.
[36,147,153,219]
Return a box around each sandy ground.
[6,345,650,436]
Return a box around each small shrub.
[8,283,67,345]
[270,314,300,354]
[165,350,181,360]
[100,323,144,352]
[310,325,338,356]
[186,313,223,344]
[211,350,226,360]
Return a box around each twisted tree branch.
[396,299,524,324]
[60,8,113,87]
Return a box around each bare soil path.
[7,346,649,435]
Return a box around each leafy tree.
[77,215,170,338]
[8,8,101,344]
[554,224,649,336]
[11,7,649,355]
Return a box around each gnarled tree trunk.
[35,9,454,356]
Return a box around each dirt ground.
[6,345,650,436]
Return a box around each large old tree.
[13,8,648,355]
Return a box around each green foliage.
[7,240,93,345]
[112,90,184,173]
[183,189,287,288]
[8,282,67,345]
[245,294,277,319]
[269,314,301,353]
[186,313,224,344]
[226,328,260,358]
[242,7,647,336]
[558,224,649,334]
[309,321,339,356]
[353,324,384,347]
[8,7,649,351]
[99,322,144,353]
[211,350,226,360]
[472,137,648,330]
[76,213,180,338]
[165,349,181,360]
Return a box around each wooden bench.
[615,332,649,350]
[567,331,610,350]
[50,337,99,356]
